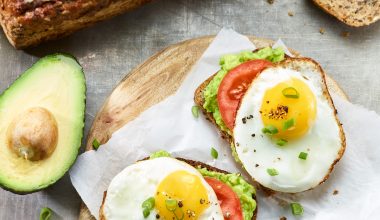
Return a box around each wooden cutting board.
[78,36,348,220]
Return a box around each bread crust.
[99,157,258,220]
[194,56,346,193]
[0,0,152,48]
[312,0,380,27]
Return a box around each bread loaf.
[0,0,152,48]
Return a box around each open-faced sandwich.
[100,151,257,220]
[194,47,346,193]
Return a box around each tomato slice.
[217,59,273,129]
[205,177,243,220]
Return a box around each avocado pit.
[6,107,58,161]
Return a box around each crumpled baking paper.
[70,28,380,220]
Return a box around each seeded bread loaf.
[313,0,380,27]
[0,0,152,48]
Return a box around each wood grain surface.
[79,36,348,220]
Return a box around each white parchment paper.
[70,29,380,220]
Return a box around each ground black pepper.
[242,117,247,124]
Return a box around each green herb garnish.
[165,199,178,211]
[192,105,200,118]
[283,118,295,131]
[92,138,100,150]
[211,147,219,159]
[267,168,279,176]
[142,197,155,209]
[39,207,52,220]
[262,125,279,135]
[142,209,150,218]
[276,139,288,146]
[282,87,299,99]
[290,202,304,216]
[165,198,184,220]
[142,197,155,218]
[298,152,308,160]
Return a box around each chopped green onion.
[142,208,150,218]
[211,147,219,159]
[262,125,279,135]
[267,168,279,176]
[299,152,308,160]
[141,197,155,218]
[39,207,52,220]
[283,118,295,131]
[142,197,155,209]
[92,138,100,150]
[165,199,178,211]
[290,202,304,216]
[191,105,199,118]
[276,139,288,146]
[282,87,299,99]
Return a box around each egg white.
[103,157,223,220]
[233,66,342,193]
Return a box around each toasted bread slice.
[313,0,380,27]
[195,57,346,192]
[195,74,233,143]
[99,158,257,220]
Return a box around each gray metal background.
[0,0,379,219]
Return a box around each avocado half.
[0,54,86,193]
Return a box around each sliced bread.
[313,0,380,27]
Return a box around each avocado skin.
[0,53,86,194]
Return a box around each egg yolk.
[155,170,210,219]
[260,78,317,140]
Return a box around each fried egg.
[233,59,345,193]
[102,157,223,220]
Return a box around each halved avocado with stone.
[0,54,86,193]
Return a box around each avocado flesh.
[0,54,86,193]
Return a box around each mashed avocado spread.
[198,168,256,220]
[149,150,171,159]
[203,47,286,133]
[149,151,256,220]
